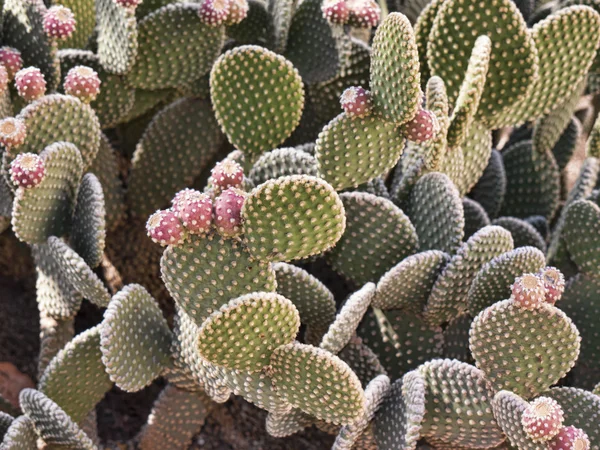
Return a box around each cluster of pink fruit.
[521,396,589,449]
[146,160,248,246]
[321,0,381,28]
[197,0,249,27]
[510,266,566,310]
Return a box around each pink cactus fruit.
[199,0,231,26]
[322,0,350,25]
[10,153,45,189]
[64,66,101,103]
[347,0,380,28]
[521,397,564,442]
[146,209,187,246]
[549,426,590,450]
[0,118,27,149]
[210,159,244,190]
[402,108,439,143]
[213,187,246,237]
[0,65,8,95]
[340,86,372,118]
[172,189,213,234]
[511,273,547,310]
[43,6,76,40]
[224,0,248,25]
[15,67,46,102]
[0,47,23,81]
[538,266,565,305]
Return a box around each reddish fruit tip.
[224,0,248,25]
[0,47,23,81]
[10,153,45,189]
[322,0,350,25]
[64,66,101,103]
[402,109,439,143]
[521,397,564,442]
[213,187,246,237]
[0,118,27,149]
[340,86,372,118]
[549,426,590,450]
[172,189,213,234]
[210,159,244,190]
[146,209,187,246]
[511,273,546,310]
[347,0,380,28]
[14,67,46,102]
[199,0,231,26]
[538,266,565,305]
[43,6,76,40]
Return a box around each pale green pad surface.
[96,0,138,74]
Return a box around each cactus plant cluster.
[0,0,599,448]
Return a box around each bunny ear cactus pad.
[197,292,300,372]
[414,0,445,88]
[315,113,406,191]
[269,342,365,426]
[492,390,547,450]
[12,142,83,245]
[242,175,345,262]
[38,326,112,424]
[96,0,138,74]
[469,149,506,219]
[57,0,96,50]
[458,121,493,196]
[127,3,224,90]
[1,416,38,449]
[161,233,276,324]
[418,359,506,449]
[101,284,172,392]
[248,147,319,186]
[563,200,600,276]
[492,217,546,252]
[327,192,418,286]
[370,12,421,125]
[0,412,13,440]
[427,0,537,126]
[470,299,581,398]
[210,45,304,162]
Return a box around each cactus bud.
[15,67,46,102]
[146,209,187,246]
[43,6,76,40]
[340,86,372,118]
[347,0,380,28]
[0,118,27,149]
[214,187,246,237]
[538,267,565,305]
[172,189,213,234]
[64,66,101,103]
[549,426,590,450]
[210,159,244,190]
[511,273,546,310]
[198,0,231,26]
[224,0,248,25]
[402,108,439,143]
[521,397,564,442]
[322,0,350,25]
[9,153,45,189]
[0,47,23,80]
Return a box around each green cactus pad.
[0,416,38,450]
[7,94,100,170]
[266,408,313,438]
[273,262,336,341]
[328,192,418,286]
[89,135,125,232]
[39,326,111,424]
[427,0,537,126]
[407,172,465,254]
[338,335,387,388]
[11,143,83,245]
[358,308,444,380]
[446,37,491,152]
[442,314,474,363]
[414,0,445,87]
[128,98,223,217]
[242,175,345,262]
[161,233,277,324]
[315,113,405,191]
[101,285,172,392]
[372,370,426,450]
[283,0,341,84]
[370,12,421,124]
[422,76,450,172]
[210,45,304,161]
[127,4,224,89]
[466,246,546,315]
[373,250,450,312]
[462,197,491,240]
[418,359,506,448]
[47,237,111,308]
[225,1,275,46]
[470,299,581,398]
[320,283,375,355]
[248,147,319,186]
[70,174,106,269]
[458,121,493,196]
[544,386,600,446]
[58,0,96,49]
[38,315,76,378]
[58,49,135,129]
[468,149,506,219]
[0,412,13,441]
[492,390,544,450]
[492,217,547,252]
[268,0,295,52]
[270,342,365,425]
[494,6,600,126]
[563,200,600,275]
[390,157,426,209]
[553,117,583,172]
[96,0,138,74]
[197,292,299,372]
[423,226,514,326]
[3,0,60,91]
[137,385,211,450]
[500,141,560,220]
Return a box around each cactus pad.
[563,200,600,276]
[248,147,319,186]
[328,192,418,285]
[210,45,304,161]
[100,284,172,392]
[493,390,546,450]
[0,416,38,450]
[493,216,547,252]
[544,387,600,446]
[96,0,138,74]
[242,175,345,262]
[197,292,299,372]
[269,342,365,425]
[468,149,506,219]
[470,299,581,398]
[458,121,493,196]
